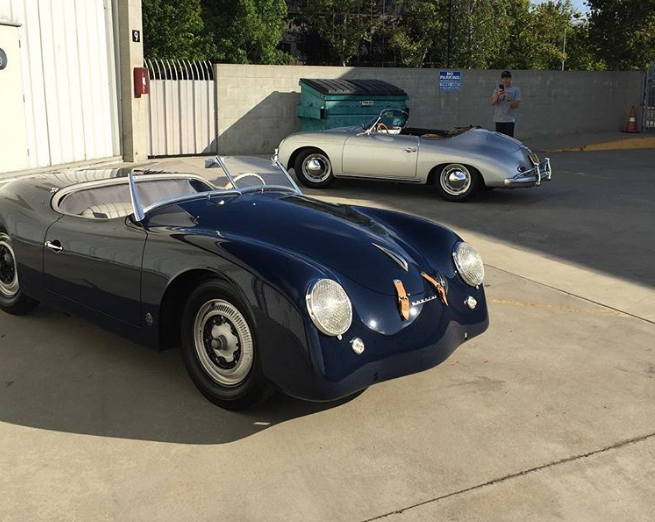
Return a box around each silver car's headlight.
[306,279,352,336]
[453,242,484,287]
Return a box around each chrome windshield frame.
[207,154,302,196]
[360,108,409,135]
[142,155,302,216]
[128,171,146,222]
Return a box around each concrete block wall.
[215,64,644,155]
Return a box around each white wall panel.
[0,0,119,174]
[0,24,29,172]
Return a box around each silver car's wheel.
[435,164,480,202]
[193,299,254,387]
[440,164,471,196]
[0,234,19,299]
[302,153,331,182]
[294,149,335,188]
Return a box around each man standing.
[491,70,521,137]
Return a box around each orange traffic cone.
[624,105,638,133]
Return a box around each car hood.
[175,193,437,296]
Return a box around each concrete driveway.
[1,150,654,521]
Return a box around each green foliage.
[141,0,654,71]
[302,0,380,66]
[450,0,512,69]
[202,0,290,64]
[588,0,655,70]
[562,20,606,71]
[525,1,576,70]
[387,0,447,68]
[143,0,215,60]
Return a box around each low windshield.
[209,156,300,193]
[363,109,409,131]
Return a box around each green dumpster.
[296,79,409,131]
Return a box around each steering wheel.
[223,172,266,189]
[376,122,389,133]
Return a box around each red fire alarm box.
[134,67,150,98]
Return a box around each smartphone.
[498,84,504,91]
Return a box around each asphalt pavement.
[1,149,654,521]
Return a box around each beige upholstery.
[80,202,134,219]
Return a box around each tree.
[387,0,448,68]
[588,0,655,70]
[302,0,380,66]
[525,1,578,70]
[143,0,215,60]
[202,0,290,64]
[451,0,513,69]
[562,20,605,71]
[502,0,535,70]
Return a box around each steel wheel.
[435,164,481,202]
[0,234,19,299]
[193,299,254,387]
[440,164,472,196]
[294,149,335,188]
[0,232,39,315]
[180,279,274,410]
[302,153,332,182]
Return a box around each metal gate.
[146,59,217,156]
[644,62,655,132]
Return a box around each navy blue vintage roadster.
[0,156,488,410]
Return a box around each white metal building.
[0,0,121,175]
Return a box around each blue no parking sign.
[439,70,461,92]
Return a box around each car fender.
[278,133,349,176]
[142,228,339,389]
[416,147,514,186]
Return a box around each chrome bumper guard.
[504,157,552,187]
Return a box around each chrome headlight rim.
[452,242,484,287]
[306,279,353,337]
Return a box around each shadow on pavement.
[0,307,358,445]
[302,150,655,288]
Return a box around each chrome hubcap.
[193,299,253,387]
[0,235,19,299]
[302,154,331,182]
[440,164,472,196]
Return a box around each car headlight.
[453,242,484,287]
[306,279,352,336]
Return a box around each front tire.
[294,148,335,188]
[435,164,481,202]
[180,280,274,410]
[0,232,39,315]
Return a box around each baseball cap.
[500,70,512,78]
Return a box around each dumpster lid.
[299,78,406,96]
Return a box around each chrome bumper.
[504,158,552,187]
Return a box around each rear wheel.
[180,280,274,410]
[435,164,481,202]
[0,232,39,315]
[294,149,335,188]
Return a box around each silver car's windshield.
[363,109,409,132]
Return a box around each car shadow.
[0,307,360,445]
[295,150,655,289]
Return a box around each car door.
[341,133,420,179]
[43,216,146,327]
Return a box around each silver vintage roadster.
[277,109,552,202]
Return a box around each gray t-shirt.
[493,86,521,122]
